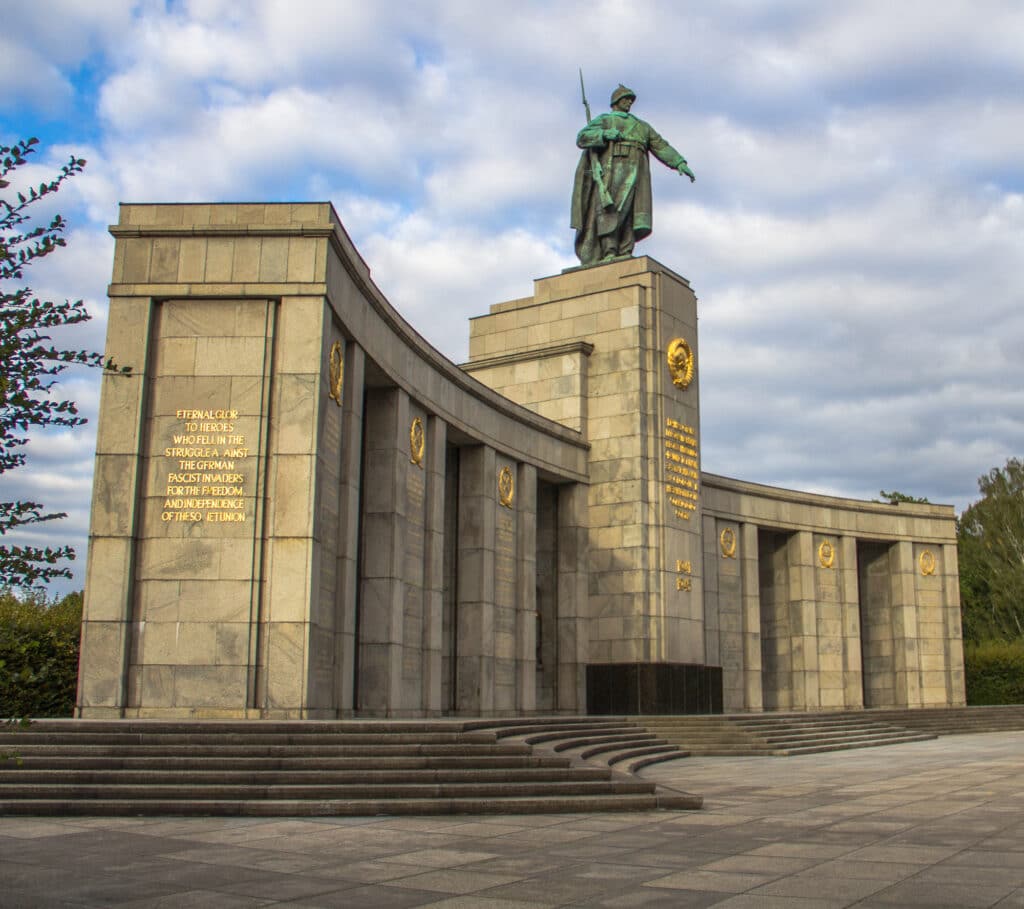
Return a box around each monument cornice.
[106,203,591,478]
[460,340,595,371]
[702,471,957,543]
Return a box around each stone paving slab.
[2,731,1023,907]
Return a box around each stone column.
[456,444,496,714]
[557,482,589,712]
[702,514,721,671]
[516,463,538,713]
[305,321,349,714]
[534,482,559,712]
[709,518,745,711]
[915,543,951,707]
[890,540,923,707]
[333,343,364,715]
[492,455,519,712]
[398,401,430,713]
[263,296,329,717]
[788,530,819,710]
[76,297,154,717]
[839,535,864,708]
[357,386,408,715]
[421,415,448,715]
[740,523,763,712]
[942,542,967,706]
[813,534,844,709]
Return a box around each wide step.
[633,712,938,756]
[0,719,700,816]
[0,794,676,817]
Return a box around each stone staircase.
[466,717,696,773]
[866,705,1024,736]
[466,713,931,762]
[628,713,937,756]
[724,712,937,754]
[629,716,779,756]
[0,719,700,817]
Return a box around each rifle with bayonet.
[579,68,614,210]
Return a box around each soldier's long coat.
[570,111,687,265]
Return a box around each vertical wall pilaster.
[534,482,559,712]
[421,416,447,715]
[839,535,864,708]
[891,540,923,707]
[305,319,350,715]
[813,534,844,709]
[357,387,408,715]
[915,542,952,707]
[77,297,153,717]
[516,463,538,713]
[942,542,966,706]
[455,445,496,714]
[492,455,519,712]
[262,296,326,716]
[740,523,763,712]
[557,482,589,712]
[709,518,746,711]
[334,343,364,715]
[702,514,721,670]
[789,530,819,710]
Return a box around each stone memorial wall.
[77,202,965,718]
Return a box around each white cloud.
[360,213,568,363]
[0,1,137,112]
[5,1,1024,597]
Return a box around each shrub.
[0,589,82,717]
[964,638,1024,706]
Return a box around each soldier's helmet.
[610,84,636,106]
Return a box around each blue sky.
[3,0,1024,594]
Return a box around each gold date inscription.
[675,558,693,591]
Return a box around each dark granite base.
[586,662,723,715]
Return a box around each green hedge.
[964,638,1024,705]
[0,590,82,718]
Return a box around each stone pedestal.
[466,257,717,711]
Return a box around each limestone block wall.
[134,297,275,716]
[462,341,593,433]
[703,474,965,711]
[79,202,965,718]
[79,202,591,719]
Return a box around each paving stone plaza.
[4,732,1024,907]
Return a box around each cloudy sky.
[3,0,1023,593]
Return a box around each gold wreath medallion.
[328,340,344,406]
[498,466,515,508]
[667,337,695,390]
[719,527,737,559]
[409,417,425,467]
[818,539,835,569]
[919,549,936,576]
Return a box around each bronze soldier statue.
[571,84,695,266]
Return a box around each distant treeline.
[0,590,82,718]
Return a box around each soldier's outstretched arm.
[648,128,692,179]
